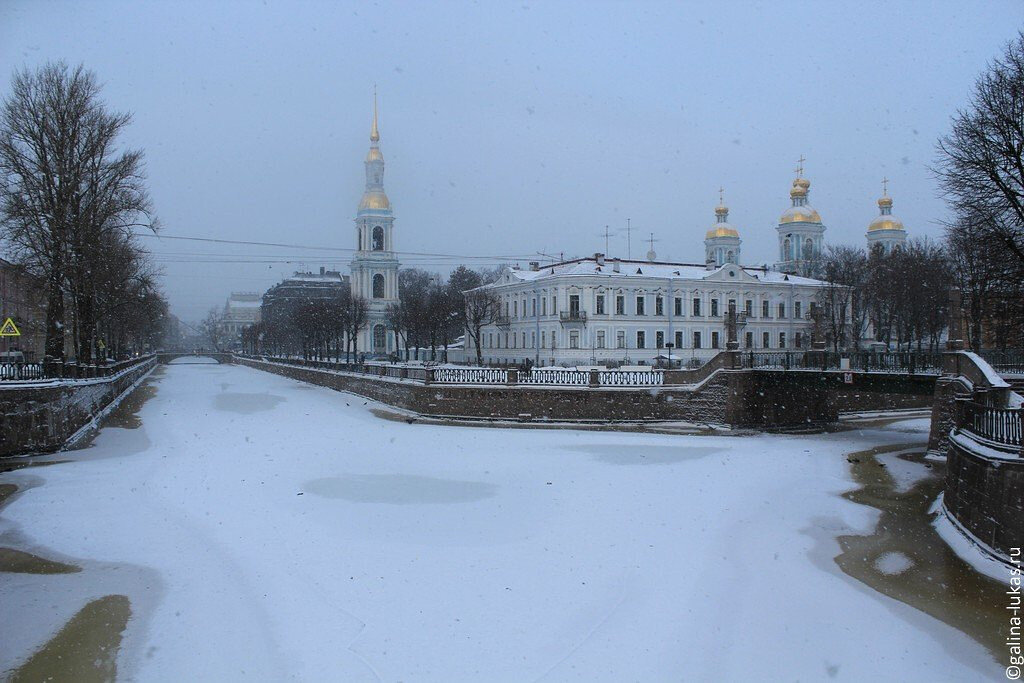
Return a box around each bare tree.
[0,62,156,362]
[200,307,227,351]
[346,294,369,362]
[935,32,1024,274]
[464,288,501,366]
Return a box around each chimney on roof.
[612,258,620,273]
[320,266,325,276]
[595,252,606,266]
[529,261,540,271]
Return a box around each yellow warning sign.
[97,340,106,350]
[0,318,20,337]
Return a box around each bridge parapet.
[155,352,234,364]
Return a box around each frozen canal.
[0,361,1005,680]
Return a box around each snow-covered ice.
[0,362,1002,680]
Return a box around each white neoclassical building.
[471,255,831,368]
[350,97,400,355]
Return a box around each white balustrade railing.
[432,367,508,384]
[598,370,664,386]
[520,369,589,386]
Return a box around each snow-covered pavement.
[0,361,1001,680]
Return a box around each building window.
[655,296,664,316]
[532,298,536,316]
[596,295,605,315]
[616,331,626,349]
[712,331,720,349]
[552,295,557,314]
[570,332,579,349]
[794,301,802,319]
[809,301,818,318]
[762,300,770,318]
[372,226,384,251]
[531,332,536,348]
[514,300,518,318]
[693,331,702,349]
[778,302,786,319]
[745,299,753,316]
[745,331,753,348]
[373,324,386,350]
[656,331,664,348]
[763,331,770,348]
[372,273,385,298]
[522,332,526,348]
[616,295,625,315]
[636,331,646,349]
[795,332,803,348]
[636,296,645,315]
[711,299,719,317]
[596,331,605,348]
[727,299,736,316]
[569,294,580,317]
[674,297,683,316]
[779,332,786,348]
[675,330,683,349]
[692,298,701,316]
[542,297,547,316]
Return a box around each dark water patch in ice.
[0,547,80,574]
[7,594,131,683]
[101,383,158,430]
[213,392,285,414]
[833,441,1007,665]
[304,474,497,504]
[572,443,724,465]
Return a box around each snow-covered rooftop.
[490,258,828,287]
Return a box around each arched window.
[805,238,813,258]
[373,324,386,351]
[372,273,385,298]
[783,238,791,261]
[372,226,384,251]
[726,250,734,263]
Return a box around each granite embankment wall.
[944,434,1023,558]
[0,357,156,457]
[234,356,850,429]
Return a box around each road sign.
[843,372,853,384]
[98,339,106,350]
[0,318,20,337]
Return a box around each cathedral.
[349,97,400,355]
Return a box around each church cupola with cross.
[350,91,400,355]
[775,156,826,274]
[704,188,742,266]
[866,178,908,255]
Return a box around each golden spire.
[370,86,380,143]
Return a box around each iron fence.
[519,369,589,386]
[978,349,1024,374]
[739,351,943,374]
[954,398,1022,451]
[0,363,44,381]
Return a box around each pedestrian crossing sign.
[0,318,19,337]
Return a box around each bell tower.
[350,92,400,355]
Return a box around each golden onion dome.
[867,217,904,232]
[878,195,893,209]
[793,177,810,190]
[780,206,822,224]
[358,189,391,211]
[706,226,739,239]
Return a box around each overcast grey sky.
[2,0,1021,321]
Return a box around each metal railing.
[0,362,44,381]
[432,367,507,384]
[978,349,1024,374]
[599,369,664,386]
[0,355,154,382]
[558,311,587,324]
[954,398,1022,452]
[519,369,589,386]
[739,350,944,374]
[244,354,666,387]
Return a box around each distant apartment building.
[218,292,262,347]
[0,257,45,360]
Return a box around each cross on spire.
[718,186,724,205]
[882,176,889,196]
[796,154,806,177]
